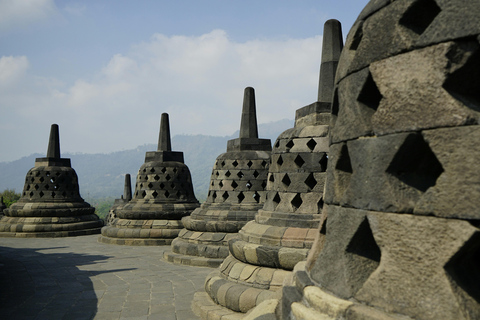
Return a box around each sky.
[0,0,370,162]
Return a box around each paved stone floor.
[0,235,213,320]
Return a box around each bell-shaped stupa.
[99,113,199,245]
[193,19,343,317]
[0,124,103,237]
[164,87,272,267]
[105,173,132,225]
[278,1,480,319]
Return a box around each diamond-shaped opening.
[161,167,167,173]
[277,155,284,166]
[212,191,217,200]
[221,161,226,167]
[152,191,158,198]
[319,153,329,172]
[305,173,318,190]
[275,141,280,148]
[143,168,147,173]
[154,175,160,181]
[261,160,267,168]
[318,197,324,210]
[150,167,155,173]
[165,190,170,198]
[350,20,364,50]
[269,174,274,182]
[39,191,44,197]
[237,171,244,178]
[165,174,171,181]
[332,89,340,116]
[231,180,238,189]
[148,183,153,188]
[51,191,56,198]
[141,190,147,198]
[247,160,253,168]
[307,139,317,151]
[286,140,294,149]
[273,192,281,204]
[399,0,441,36]
[386,133,443,192]
[219,181,224,188]
[35,171,40,176]
[140,183,144,188]
[26,185,30,191]
[173,168,177,173]
[170,183,175,189]
[232,160,238,167]
[30,177,34,182]
[444,45,480,112]
[215,171,220,177]
[222,191,229,201]
[159,183,165,189]
[345,218,381,295]
[237,192,245,203]
[291,193,303,210]
[246,181,252,189]
[225,170,231,177]
[357,72,382,111]
[294,155,305,167]
[261,181,267,190]
[44,184,50,190]
[34,184,39,190]
[253,192,260,203]
[144,175,148,180]
[336,144,353,173]
[444,233,480,311]
[282,174,291,186]
[40,177,44,183]
[253,170,259,178]
[29,191,34,197]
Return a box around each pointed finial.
[239,87,259,139]
[124,174,132,201]
[158,113,172,152]
[318,19,343,103]
[46,124,61,158]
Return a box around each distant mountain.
[0,119,293,201]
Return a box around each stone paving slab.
[0,235,212,320]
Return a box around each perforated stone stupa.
[164,87,272,267]
[278,1,480,319]
[193,19,343,318]
[99,113,199,245]
[0,124,103,237]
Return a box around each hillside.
[0,119,293,201]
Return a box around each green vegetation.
[86,197,115,220]
[0,189,21,207]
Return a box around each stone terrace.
[0,235,212,320]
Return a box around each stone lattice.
[192,20,343,318]
[164,87,272,267]
[99,113,199,245]
[0,124,103,237]
[278,1,480,320]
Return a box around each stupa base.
[0,227,102,238]
[163,251,224,268]
[98,235,173,246]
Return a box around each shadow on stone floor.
[0,246,135,320]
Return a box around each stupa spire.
[46,124,61,159]
[124,174,132,201]
[158,113,171,152]
[239,87,258,139]
[317,19,343,103]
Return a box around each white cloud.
[63,3,86,16]
[0,29,323,162]
[0,0,58,32]
[0,55,29,86]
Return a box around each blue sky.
[0,0,369,162]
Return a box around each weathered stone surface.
[0,124,102,237]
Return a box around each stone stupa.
[275,1,480,319]
[0,124,103,237]
[99,113,200,245]
[164,87,272,267]
[105,173,132,225]
[193,19,343,318]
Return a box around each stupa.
[99,113,199,245]
[164,87,272,267]
[277,1,480,320]
[193,19,343,318]
[105,173,132,225]
[0,124,103,237]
